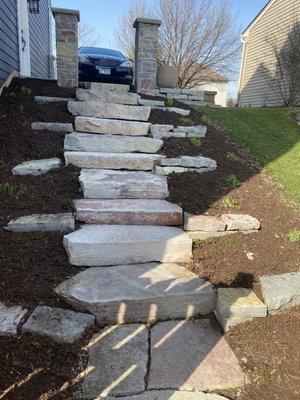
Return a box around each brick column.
[133,18,161,95]
[52,8,80,88]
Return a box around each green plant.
[189,137,202,147]
[223,197,239,208]
[222,238,234,246]
[19,105,25,113]
[226,174,242,187]
[287,230,300,243]
[180,116,192,125]
[165,98,174,107]
[227,152,240,161]
[0,182,14,194]
[0,160,4,170]
[20,85,32,96]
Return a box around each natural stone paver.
[0,302,27,336]
[184,214,226,232]
[64,151,163,170]
[81,324,148,398]
[75,116,151,136]
[79,169,169,199]
[159,156,217,170]
[34,96,73,103]
[81,82,130,92]
[31,122,73,132]
[150,124,174,133]
[166,107,190,116]
[150,132,186,139]
[139,99,165,107]
[68,101,151,122]
[74,199,183,225]
[12,158,61,176]
[6,213,75,232]
[173,125,207,135]
[63,225,192,266]
[22,306,94,343]
[259,272,300,312]
[148,319,246,392]
[155,166,205,175]
[221,214,260,231]
[56,263,215,325]
[76,89,140,105]
[214,288,267,331]
[107,391,229,400]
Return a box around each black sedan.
[78,47,133,85]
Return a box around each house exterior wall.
[196,82,229,107]
[0,0,19,86]
[238,0,300,107]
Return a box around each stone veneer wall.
[52,8,80,88]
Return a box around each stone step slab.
[6,213,75,232]
[76,88,140,105]
[166,107,190,116]
[64,151,163,170]
[150,124,174,133]
[259,272,300,312]
[81,324,148,398]
[184,214,226,232]
[173,125,207,135]
[21,306,94,343]
[107,392,229,400]
[12,158,61,176]
[221,214,261,231]
[148,319,246,392]
[81,81,130,92]
[159,156,217,170]
[139,98,165,107]
[79,169,169,199]
[64,132,163,153]
[75,116,151,136]
[68,101,151,121]
[56,263,214,325]
[63,225,193,266]
[34,96,73,103]
[31,122,73,133]
[74,199,183,225]
[151,132,186,139]
[0,302,27,336]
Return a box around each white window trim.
[17,0,31,76]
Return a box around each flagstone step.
[12,158,61,176]
[63,225,192,266]
[76,88,140,105]
[79,169,169,199]
[81,82,130,92]
[64,151,163,170]
[74,199,183,225]
[64,132,163,153]
[68,101,151,121]
[75,116,151,136]
[56,263,215,325]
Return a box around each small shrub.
[287,230,300,243]
[189,137,202,147]
[0,182,14,194]
[226,174,242,187]
[223,197,239,208]
[165,98,174,107]
[227,152,240,161]
[180,116,192,125]
[20,85,32,96]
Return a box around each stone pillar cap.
[133,17,162,28]
[52,7,80,22]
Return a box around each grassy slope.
[198,106,300,207]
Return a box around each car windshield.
[79,47,125,59]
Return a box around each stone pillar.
[133,18,161,95]
[52,8,80,88]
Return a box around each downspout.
[237,34,247,107]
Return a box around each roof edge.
[242,0,276,37]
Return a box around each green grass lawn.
[198,106,300,208]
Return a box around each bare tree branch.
[79,22,102,47]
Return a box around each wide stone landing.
[107,392,229,400]
[148,319,246,392]
[0,302,27,336]
[64,151,163,170]
[75,116,151,136]
[74,199,183,225]
[22,306,94,343]
[6,213,75,232]
[81,324,148,398]
[64,133,163,153]
[55,263,215,325]
[68,101,151,122]
[12,158,61,176]
[79,169,169,199]
[76,88,140,105]
[63,225,192,266]
[81,82,130,92]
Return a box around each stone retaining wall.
[156,87,217,107]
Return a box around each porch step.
[81,82,130,92]
[64,132,163,153]
[74,199,183,225]
[79,169,169,199]
[76,89,140,105]
[64,151,163,170]
[75,116,151,136]
[63,225,193,266]
[68,101,151,121]
[55,262,214,325]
